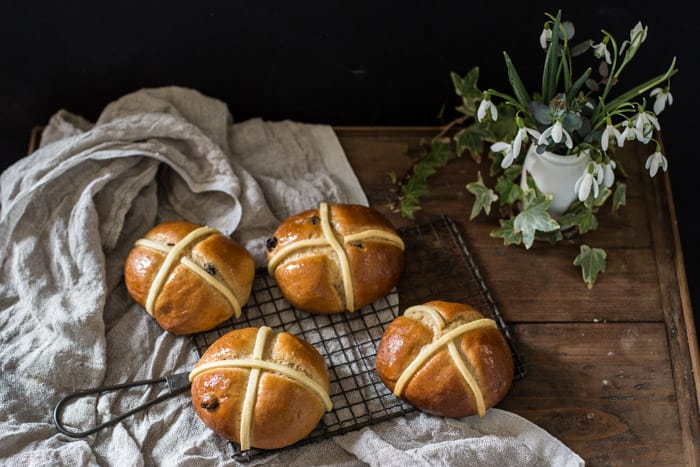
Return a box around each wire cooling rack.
[190,215,525,462]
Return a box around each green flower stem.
[597,31,619,106]
[486,89,529,116]
[593,57,677,128]
[542,10,563,102]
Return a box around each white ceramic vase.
[520,144,591,218]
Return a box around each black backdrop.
[1,1,698,321]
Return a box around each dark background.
[1,2,697,322]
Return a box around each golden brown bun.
[375,300,514,417]
[124,221,255,334]
[265,203,404,314]
[189,327,332,450]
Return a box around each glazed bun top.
[376,300,514,418]
[265,202,404,313]
[124,220,255,334]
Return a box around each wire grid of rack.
[190,215,526,462]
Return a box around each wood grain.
[336,127,700,467]
[28,125,698,466]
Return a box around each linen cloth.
[0,86,584,466]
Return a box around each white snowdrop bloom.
[574,169,599,202]
[645,150,668,177]
[633,111,660,144]
[601,123,623,152]
[491,141,516,169]
[538,120,573,149]
[539,27,551,49]
[477,98,498,122]
[592,42,612,64]
[650,87,673,115]
[603,160,616,187]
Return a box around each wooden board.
[28,125,699,465]
[334,126,700,466]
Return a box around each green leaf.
[596,57,678,122]
[558,205,598,235]
[513,190,560,248]
[566,67,592,103]
[454,125,490,160]
[394,140,455,219]
[466,171,499,220]
[487,104,518,141]
[536,229,564,244]
[490,218,522,245]
[591,186,612,208]
[451,67,483,116]
[542,10,563,102]
[574,245,607,289]
[399,198,422,219]
[612,182,627,212]
[494,173,523,206]
[503,51,531,107]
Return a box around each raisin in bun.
[124,221,255,335]
[189,326,333,450]
[265,202,404,314]
[376,300,514,418]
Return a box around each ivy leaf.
[513,191,560,248]
[487,105,518,142]
[494,170,523,206]
[399,197,422,219]
[573,245,607,289]
[454,125,490,160]
[612,182,627,212]
[558,204,598,235]
[451,67,482,116]
[503,51,531,108]
[466,171,499,220]
[591,185,612,208]
[395,140,454,219]
[536,229,564,244]
[490,218,522,245]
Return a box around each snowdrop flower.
[633,111,660,144]
[593,163,605,185]
[620,21,648,56]
[592,41,612,64]
[645,149,668,177]
[539,26,551,49]
[602,160,616,187]
[629,21,648,48]
[650,87,673,114]
[477,97,498,122]
[512,126,541,157]
[491,141,517,168]
[601,122,623,151]
[616,120,635,146]
[538,120,573,149]
[574,164,600,202]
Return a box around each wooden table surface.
[334,127,699,466]
[27,125,698,465]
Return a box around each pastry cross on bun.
[266,202,404,314]
[124,221,255,335]
[189,326,332,451]
[375,300,514,418]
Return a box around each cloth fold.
[0,86,583,466]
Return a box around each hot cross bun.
[376,300,514,417]
[124,221,255,334]
[265,202,404,314]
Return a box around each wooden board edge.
[644,133,700,466]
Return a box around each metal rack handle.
[53,372,191,438]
